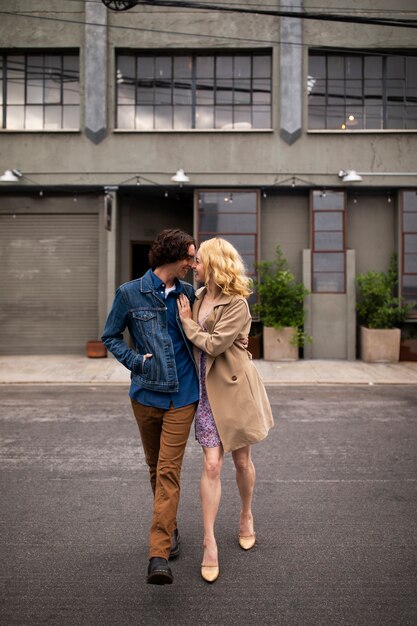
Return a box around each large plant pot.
[263,326,299,361]
[360,326,401,363]
[400,338,417,362]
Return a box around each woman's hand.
[177,293,192,320]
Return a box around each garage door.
[0,213,99,355]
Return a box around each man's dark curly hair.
[148,229,195,270]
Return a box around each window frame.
[115,50,272,131]
[310,190,347,294]
[308,50,417,132]
[401,189,417,313]
[0,50,80,131]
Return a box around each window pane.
[63,56,79,104]
[27,56,43,104]
[234,79,251,105]
[234,106,251,127]
[196,80,214,105]
[195,106,214,128]
[25,105,43,129]
[173,106,192,129]
[365,56,382,78]
[314,232,344,251]
[155,56,171,78]
[328,56,344,79]
[313,252,345,272]
[215,105,233,129]
[404,254,417,273]
[309,105,325,129]
[196,56,214,78]
[117,105,135,128]
[136,105,153,130]
[252,106,270,128]
[7,56,25,104]
[137,82,154,104]
[63,105,79,128]
[137,56,153,79]
[403,274,417,300]
[405,234,417,253]
[44,105,61,129]
[253,55,270,77]
[216,79,233,104]
[154,105,172,129]
[403,213,417,231]
[313,191,345,210]
[173,81,192,105]
[403,191,417,211]
[309,55,326,79]
[314,212,343,230]
[200,212,256,232]
[6,105,24,128]
[174,56,192,78]
[313,272,344,292]
[216,56,233,78]
[406,105,417,129]
[387,104,404,128]
[154,80,171,104]
[253,78,270,104]
[327,106,345,129]
[234,56,250,78]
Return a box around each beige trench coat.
[181,287,274,452]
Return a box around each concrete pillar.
[280,0,303,145]
[85,1,107,144]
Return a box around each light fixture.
[338,169,363,183]
[0,169,22,182]
[171,168,190,184]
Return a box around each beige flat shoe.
[201,564,220,583]
[239,532,256,550]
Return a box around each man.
[102,229,199,585]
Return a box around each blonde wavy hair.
[199,238,252,298]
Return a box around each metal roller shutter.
[0,213,99,355]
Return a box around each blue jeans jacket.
[102,270,195,393]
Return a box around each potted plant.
[253,245,311,361]
[356,254,412,362]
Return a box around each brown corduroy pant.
[130,399,197,559]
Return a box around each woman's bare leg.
[232,446,256,536]
[200,445,224,564]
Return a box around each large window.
[311,190,346,293]
[402,190,417,309]
[0,52,80,130]
[308,52,417,130]
[116,52,271,130]
[197,190,258,304]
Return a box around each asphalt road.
[1,385,416,626]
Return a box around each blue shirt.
[129,271,199,409]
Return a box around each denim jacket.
[101,269,195,393]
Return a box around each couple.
[102,229,274,585]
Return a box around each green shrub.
[253,245,311,346]
[356,254,412,329]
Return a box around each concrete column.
[302,248,313,359]
[280,0,303,145]
[85,1,107,144]
[346,250,357,361]
[106,190,118,312]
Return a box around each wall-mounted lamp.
[338,170,363,183]
[0,169,22,183]
[171,168,190,185]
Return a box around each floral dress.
[194,318,222,448]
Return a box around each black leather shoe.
[169,528,180,560]
[146,557,173,585]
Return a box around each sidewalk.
[1,355,417,385]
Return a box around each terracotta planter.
[400,338,417,362]
[86,340,107,358]
[248,334,262,359]
[360,326,400,363]
[263,326,299,361]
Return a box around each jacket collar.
[195,286,234,307]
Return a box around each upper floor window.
[116,51,271,130]
[311,190,346,293]
[0,52,80,130]
[308,51,417,131]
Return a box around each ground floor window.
[311,190,346,293]
[196,190,258,304]
[402,190,417,311]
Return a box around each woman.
[177,237,274,583]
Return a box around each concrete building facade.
[0,0,416,357]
